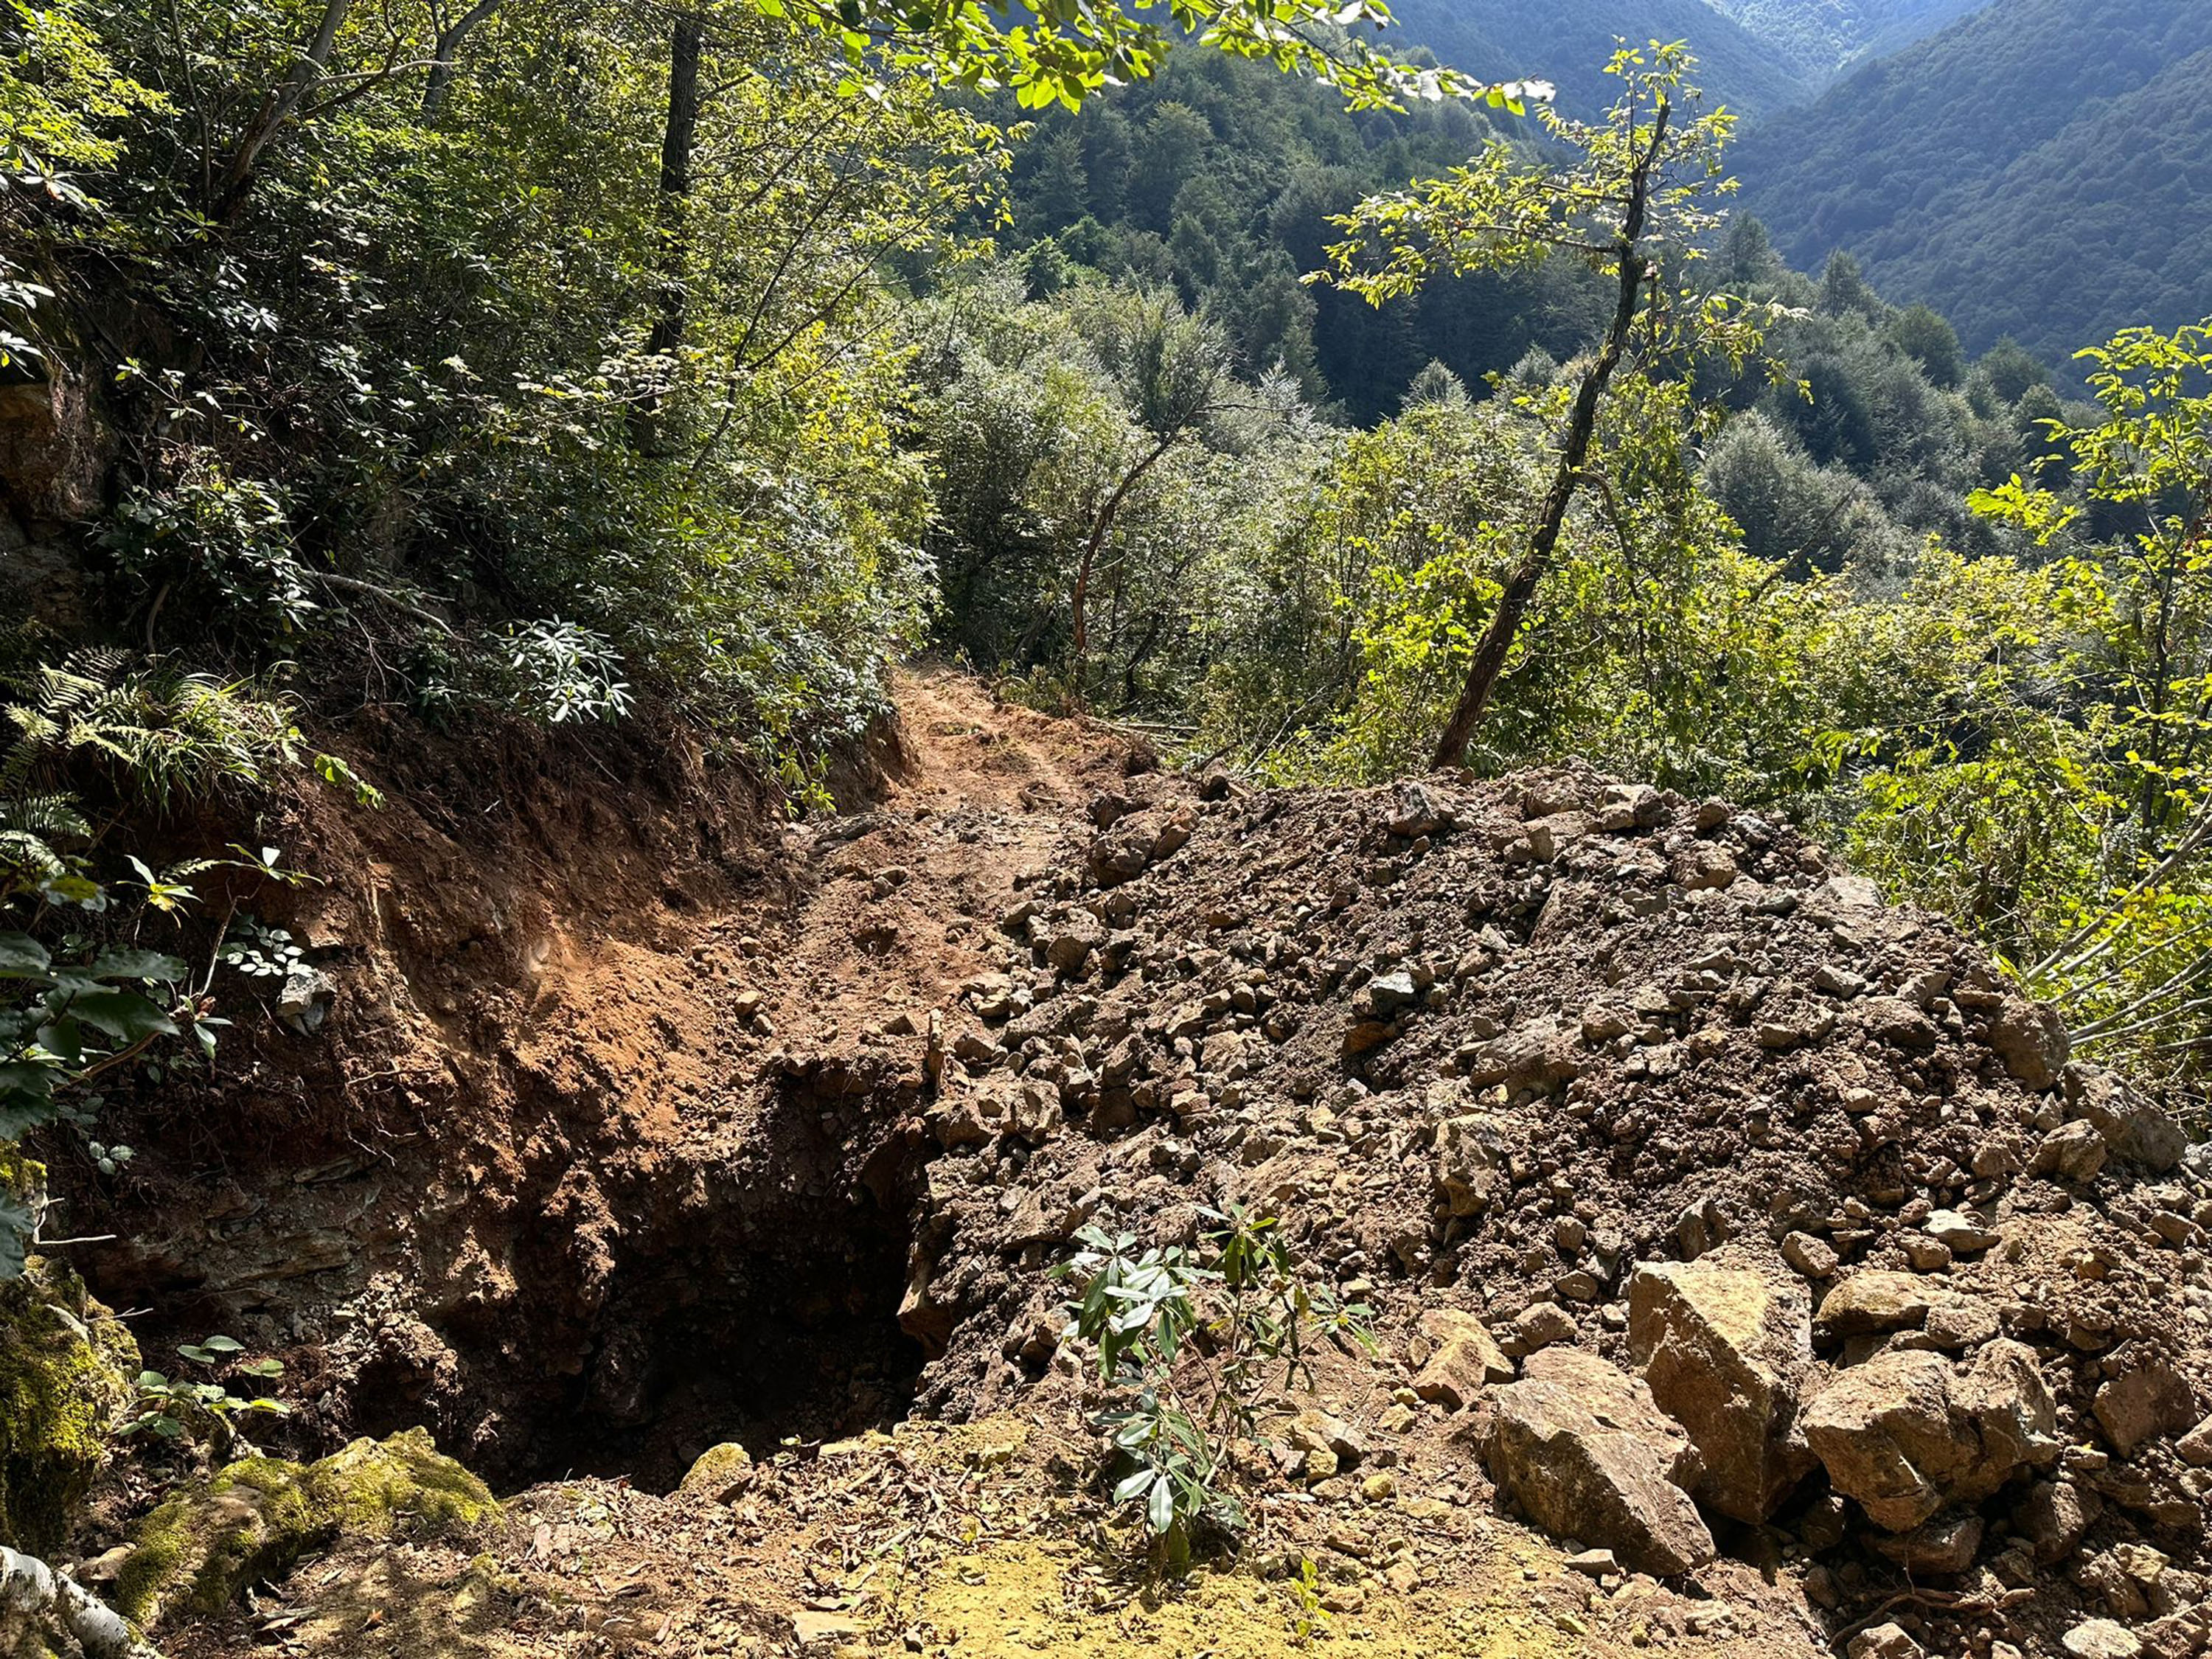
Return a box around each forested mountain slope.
[1846,0,1992,58]
[1734,0,2212,368]
[997,46,1615,423]
[1380,0,1988,117]
[1382,0,1809,118]
[1703,0,1989,81]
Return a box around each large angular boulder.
[1433,1114,1509,1218]
[1986,995,2068,1090]
[2093,1360,2199,1457]
[1484,1347,1716,1576]
[2065,1069,2187,1172]
[1085,808,1196,888]
[1629,1255,1817,1523]
[2014,1479,2101,1566]
[1803,1341,2058,1531]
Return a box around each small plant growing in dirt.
[122,1335,289,1448]
[1287,1554,1330,1644]
[218,914,304,980]
[1054,1204,1372,1561]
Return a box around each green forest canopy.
[5,1,2212,1278]
[1736,0,2212,369]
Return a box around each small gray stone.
[1868,1510,1984,1576]
[1366,970,1420,1017]
[1388,782,1453,839]
[1924,1208,2000,1255]
[1813,874,1885,911]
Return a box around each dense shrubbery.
[7,0,2212,1277]
[4,0,1002,787]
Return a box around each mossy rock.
[677,1441,754,1502]
[0,1178,142,1557]
[114,1427,499,1629]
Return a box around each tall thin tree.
[1318,44,1757,768]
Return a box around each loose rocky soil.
[39,672,2212,1659]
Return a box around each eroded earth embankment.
[35,674,2212,1659]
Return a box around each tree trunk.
[1430,102,1672,771]
[212,0,352,218]
[630,13,705,448]
[647,13,706,363]
[1069,435,1176,706]
[421,0,502,119]
[0,1546,165,1659]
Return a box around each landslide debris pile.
[907,762,2212,1658]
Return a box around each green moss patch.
[114,1428,499,1629]
[676,1441,754,1501]
[0,1227,141,1556]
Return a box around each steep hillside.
[1704,0,1990,81]
[1384,0,1810,119]
[1735,0,2212,367]
[1849,0,1992,58]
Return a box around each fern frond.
[0,827,67,878]
[1,650,304,825]
[0,792,91,842]
[36,649,127,720]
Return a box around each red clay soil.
[44,672,2212,1659]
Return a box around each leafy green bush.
[1055,1206,1371,1558]
[0,650,357,1276]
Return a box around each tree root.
[0,1546,165,1659]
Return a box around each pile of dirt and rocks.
[41,684,2212,1659]
[893,759,2212,1659]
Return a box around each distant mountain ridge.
[1379,0,1991,120]
[1700,0,1990,82]
[1733,0,2212,369]
[1382,0,1809,120]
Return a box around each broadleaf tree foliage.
[4,0,2212,1290]
[1318,42,1775,765]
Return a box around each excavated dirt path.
[79,671,2212,1659]
[130,673,1831,1659]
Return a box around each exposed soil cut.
[42,675,2212,1659]
[52,672,1135,1491]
